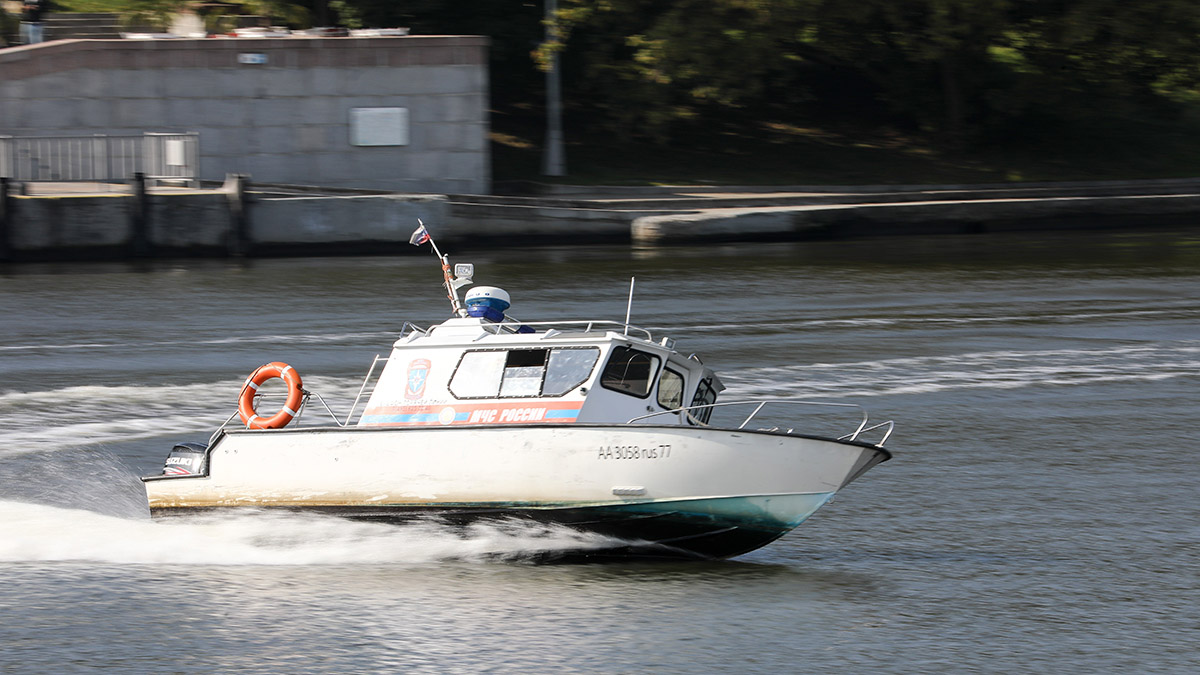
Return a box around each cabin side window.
[449,347,599,399]
[499,349,546,397]
[448,350,506,398]
[658,368,685,410]
[544,348,601,396]
[599,346,661,398]
[689,376,718,425]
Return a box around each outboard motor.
[161,442,209,476]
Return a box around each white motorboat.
[144,226,894,559]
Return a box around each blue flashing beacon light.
[464,286,511,322]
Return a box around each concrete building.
[0,36,490,193]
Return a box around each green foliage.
[312,0,1200,176]
[120,0,188,29]
[55,0,310,29]
[234,1,310,27]
[544,0,811,139]
[327,1,361,29]
[533,0,1200,149]
[34,0,1200,181]
[334,0,544,105]
[53,1,135,11]
[0,8,15,47]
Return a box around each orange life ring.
[238,361,305,429]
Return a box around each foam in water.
[655,306,1198,335]
[0,374,370,458]
[0,502,622,565]
[0,330,398,353]
[0,446,623,565]
[0,446,150,518]
[722,342,1200,399]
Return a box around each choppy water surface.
[2,231,1198,673]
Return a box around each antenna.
[624,276,635,335]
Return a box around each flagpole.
[412,219,466,317]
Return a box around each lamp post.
[542,0,566,176]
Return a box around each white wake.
[0,501,618,566]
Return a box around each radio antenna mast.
[624,276,635,335]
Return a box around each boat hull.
[144,424,889,560]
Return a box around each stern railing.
[206,353,388,444]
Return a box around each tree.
[320,0,1200,148]
[543,0,816,141]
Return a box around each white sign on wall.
[165,139,186,167]
[350,107,410,146]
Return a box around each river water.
[1,231,1198,673]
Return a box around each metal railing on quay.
[0,132,199,186]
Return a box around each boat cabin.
[358,313,723,428]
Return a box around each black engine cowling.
[161,442,209,476]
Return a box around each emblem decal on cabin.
[406,358,431,399]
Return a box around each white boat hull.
[145,424,888,559]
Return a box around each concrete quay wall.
[447,201,650,242]
[253,194,445,246]
[0,180,447,260]
[3,179,1200,261]
[0,37,489,193]
[630,188,1200,244]
[4,191,243,255]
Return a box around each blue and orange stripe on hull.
[360,400,584,426]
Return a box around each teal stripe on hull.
[598,492,837,531]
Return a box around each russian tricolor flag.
[409,223,431,246]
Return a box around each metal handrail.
[841,420,895,447]
[344,355,389,425]
[207,410,242,447]
[398,322,429,339]
[0,132,198,184]
[626,398,892,447]
[204,352,388,443]
[210,387,348,441]
[307,391,345,427]
[476,319,655,341]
